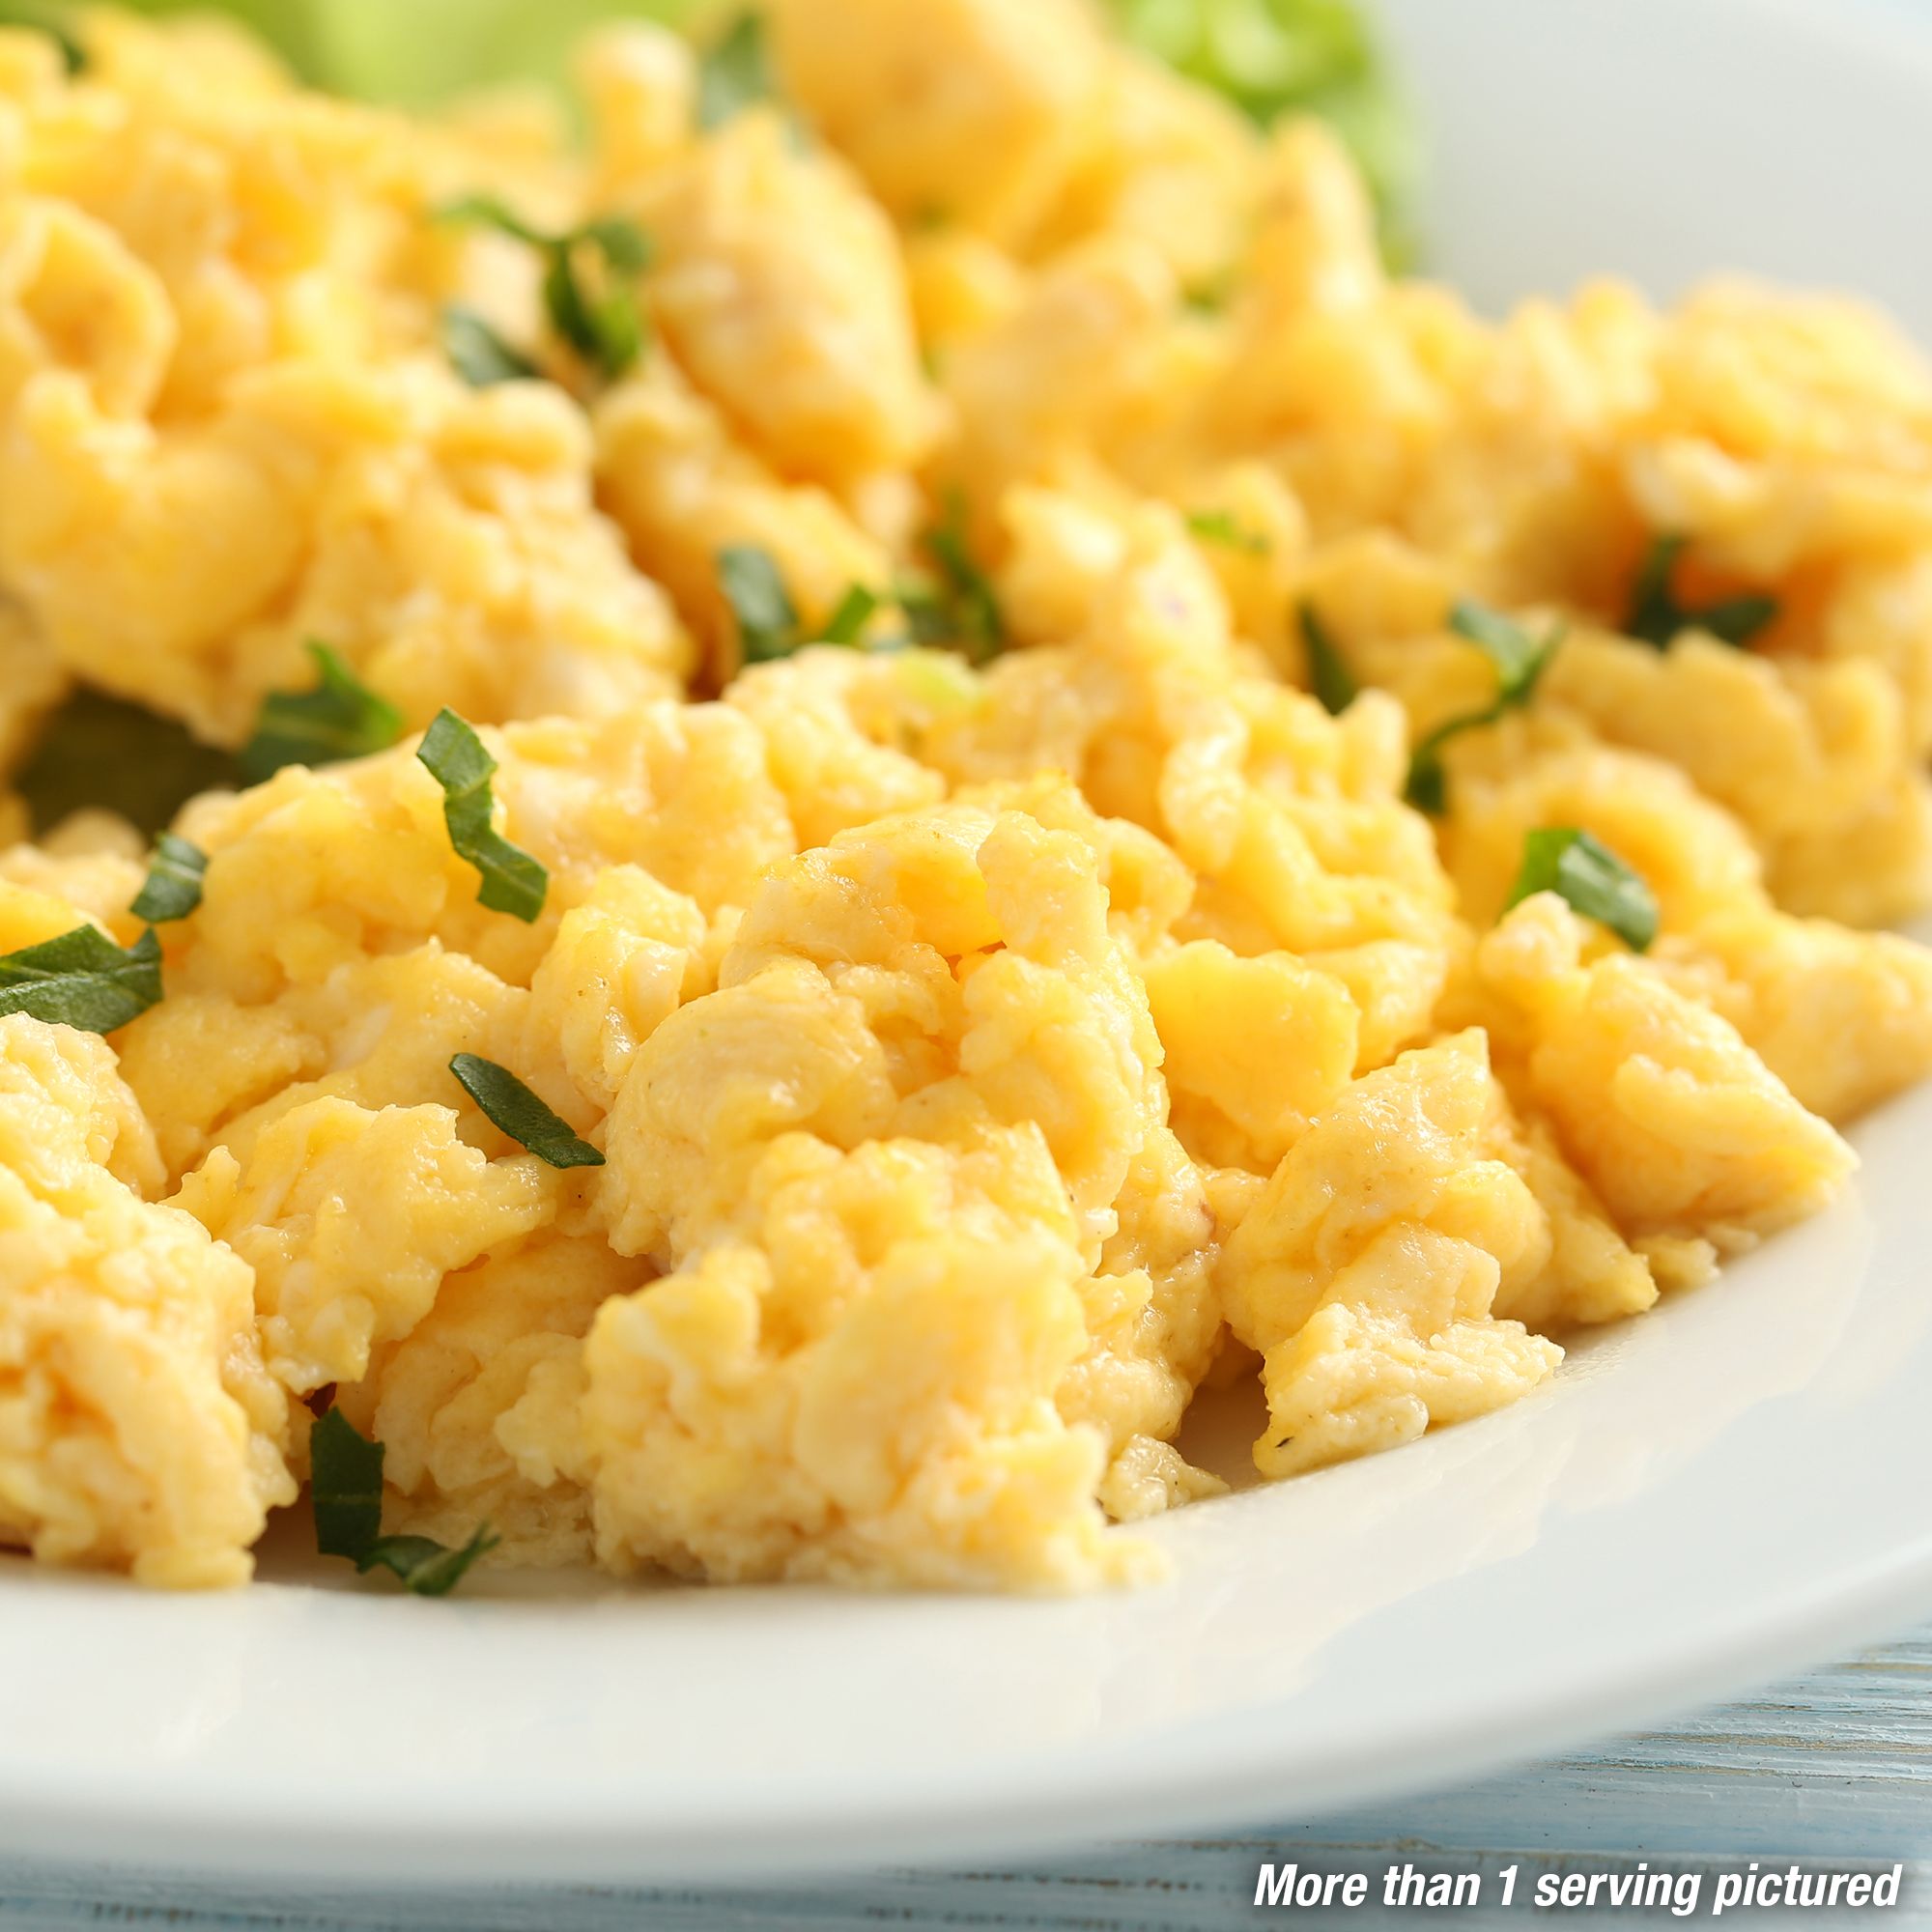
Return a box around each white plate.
[8,0,1932,1886]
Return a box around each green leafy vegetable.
[1405,599,1563,814]
[1105,0,1420,269]
[15,690,242,838]
[899,495,1007,666]
[242,643,405,781]
[696,11,777,129]
[439,198,653,382]
[440,303,540,387]
[1505,827,1660,952]
[1627,535,1779,650]
[820,583,882,647]
[718,545,803,664]
[449,1052,607,1169]
[415,710,549,923]
[129,834,207,924]
[309,1408,497,1596]
[0,925,161,1035]
[1298,603,1357,716]
[1186,509,1270,555]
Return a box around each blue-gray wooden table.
[6,1625,1932,1929]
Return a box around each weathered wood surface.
[5,1633,1930,1930]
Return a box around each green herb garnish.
[439,197,652,383]
[1505,828,1659,952]
[1299,603,1358,716]
[415,710,548,923]
[717,545,802,665]
[355,1529,501,1596]
[697,11,777,129]
[241,643,405,782]
[1187,509,1270,555]
[1181,275,1233,318]
[1627,536,1779,650]
[716,549,882,662]
[310,1409,497,1598]
[899,494,1006,665]
[449,1052,606,1169]
[0,5,83,72]
[436,191,546,245]
[820,583,882,647]
[1405,599,1562,814]
[440,303,540,387]
[1449,597,1557,704]
[1106,0,1420,270]
[310,1407,385,1561]
[0,925,161,1034]
[128,834,207,924]
[16,690,242,838]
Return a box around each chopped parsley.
[1299,602,1358,716]
[717,545,803,665]
[697,12,779,130]
[1107,0,1420,270]
[717,548,885,662]
[449,1053,606,1170]
[438,197,653,384]
[310,1409,497,1598]
[1627,535,1779,650]
[440,304,540,388]
[0,6,83,73]
[1449,597,1558,704]
[0,925,161,1035]
[1405,599,1563,814]
[415,711,548,923]
[356,1529,501,1595]
[1181,275,1233,318]
[899,495,1007,665]
[241,643,404,782]
[1186,509,1271,555]
[128,834,207,924]
[16,690,241,838]
[310,1406,384,1560]
[820,582,882,647]
[1505,827,1660,953]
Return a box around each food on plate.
[3,0,1932,1596]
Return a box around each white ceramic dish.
[8,0,1932,1886]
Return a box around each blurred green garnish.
[438,197,652,382]
[1506,828,1660,954]
[1298,602,1358,717]
[108,0,1416,264]
[440,304,541,388]
[15,691,242,838]
[242,641,405,782]
[0,3,85,72]
[696,12,778,130]
[898,495,1007,667]
[1626,535,1780,652]
[1404,600,1562,816]
[1108,0,1420,268]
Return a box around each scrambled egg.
[2,0,1931,1593]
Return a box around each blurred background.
[2,0,1419,258]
